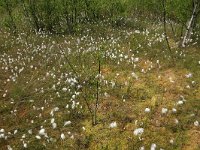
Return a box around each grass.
[0,21,200,150]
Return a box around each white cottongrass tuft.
[161,108,168,114]
[186,85,190,89]
[139,146,145,150]
[39,128,46,136]
[177,100,184,105]
[28,129,32,134]
[64,121,71,126]
[109,122,117,128]
[52,123,57,129]
[194,121,199,127]
[0,129,5,138]
[134,57,139,62]
[174,119,179,124]
[53,107,59,112]
[150,143,156,150]
[23,142,27,148]
[62,88,67,92]
[170,139,174,144]
[133,128,144,136]
[60,133,65,140]
[135,30,140,34]
[169,77,175,83]
[185,73,192,78]
[14,130,18,135]
[172,108,177,113]
[35,135,41,139]
[51,118,55,124]
[144,108,150,113]
[7,145,13,150]
[131,72,138,80]
[0,133,5,139]
[0,129,5,133]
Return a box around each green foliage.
[0,0,199,36]
[166,0,192,23]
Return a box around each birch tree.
[181,0,200,47]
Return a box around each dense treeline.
[0,0,200,45]
[0,0,127,33]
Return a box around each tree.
[0,0,17,33]
[181,0,200,47]
[162,0,174,64]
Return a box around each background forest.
[0,0,200,44]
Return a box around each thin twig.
[93,52,101,125]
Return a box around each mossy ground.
[0,22,200,150]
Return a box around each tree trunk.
[181,1,198,47]
[162,0,174,64]
[29,0,40,31]
[169,20,176,39]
